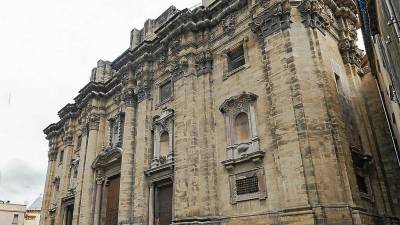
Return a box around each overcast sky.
[0,0,365,206]
[0,0,200,205]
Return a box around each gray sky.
[0,0,200,205]
[0,0,365,205]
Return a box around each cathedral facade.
[40,0,400,225]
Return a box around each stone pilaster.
[77,113,102,225]
[118,75,138,225]
[40,147,58,225]
[72,126,88,225]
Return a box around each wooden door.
[106,175,120,225]
[155,183,173,225]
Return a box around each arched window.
[160,132,169,156]
[235,112,250,143]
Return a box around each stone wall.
[40,1,400,225]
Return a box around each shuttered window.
[228,45,245,72]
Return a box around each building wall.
[0,203,26,225]
[25,210,41,225]
[41,1,400,225]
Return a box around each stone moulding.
[173,216,226,225]
[249,0,292,42]
[92,146,122,170]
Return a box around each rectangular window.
[160,81,172,103]
[236,176,259,195]
[229,169,266,204]
[12,214,18,224]
[59,150,64,164]
[356,174,368,194]
[76,135,82,150]
[228,45,245,72]
[334,73,345,96]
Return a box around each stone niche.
[219,92,265,169]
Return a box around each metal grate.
[236,175,259,195]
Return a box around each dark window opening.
[334,73,345,96]
[228,45,245,72]
[12,214,18,224]
[59,150,64,164]
[356,174,368,194]
[160,81,172,103]
[236,176,259,195]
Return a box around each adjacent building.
[41,0,400,225]
[357,0,400,166]
[25,196,43,225]
[0,201,26,225]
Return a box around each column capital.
[48,149,58,161]
[122,88,137,107]
[88,114,101,130]
[96,176,105,185]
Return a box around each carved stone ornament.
[250,0,291,42]
[121,88,136,107]
[221,13,237,35]
[339,38,363,66]
[257,0,272,8]
[92,146,122,170]
[194,50,213,76]
[88,114,101,130]
[63,132,73,146]
[219,92,258,116]
[113,91,122,104]
[96,176,105,185]
[48,148,58,161]
[169,39,181,55]
[136,77,153,103]
[168,57,188,79]
[298,0,335,32]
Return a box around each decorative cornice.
[219,92,258,114]
[92,146,122,169]
[250,0,291,42]
[194,50,213,76]
[299,0,335,32]
[338,38,363,66]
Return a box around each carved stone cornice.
[221,13,237,36]
[298,0,335,32]
[168,57,188,80]
[88,114,101,131]
[219,92,258,115]
[194,50,213,76]
[250,0,291,42]
[338,38,363,66]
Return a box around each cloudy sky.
[0,0,365,205]
[0,0,200,205]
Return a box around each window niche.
[108,113,125,148]
[223,38,250,80]
[351,145,373,200]
[159,79,173,104]
[219,92,264,169]
[151,109,175,169]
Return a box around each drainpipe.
[374,78,400,168]
[385,0,400,42]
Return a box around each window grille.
[160,81,172,103]
[228,45,245,72]
[236,175,259,195]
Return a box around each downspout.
[374,78,400,168]
[385,0,400,42]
